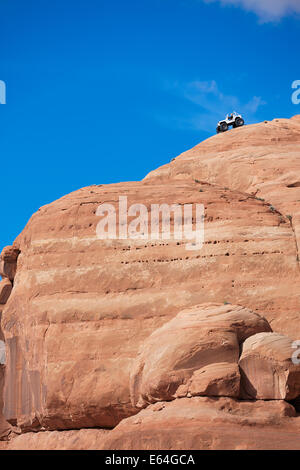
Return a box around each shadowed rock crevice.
[0,245,20,440]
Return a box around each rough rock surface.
[0,247,17,438]
[130,304,270,407]
[1,115,300,448]
[3,398,298,451]
[146,115,300,278]
[0,246,19,281]
[239,332,300,400]
[175,362,240,398]
[0,428,108,450]
[3,176,298,432]
[100,397,300,450]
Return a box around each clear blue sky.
[0,0,299,249]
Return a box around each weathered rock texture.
[0,246,20,281]
[146,115,300,288]
[2,397,299,450]
[239,332,300,400]
[4,177,299,432]
[130,304,271,407]
[100,397,300,450]
[0,428,109,450]
[175,362,241,399]
[1,115,300,449]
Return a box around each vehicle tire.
[216,127,220,134]
[235,117,244,127]
[220,122,228,132]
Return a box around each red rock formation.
[0,246,20,281]
[100,397,300,450]
[145,115,300,320]
[2,397,298,451]
[130,304,271,407]
[175,362,241,399]
[1,115,300,449]
[239,332,300,400]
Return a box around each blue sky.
[0,0,299,249]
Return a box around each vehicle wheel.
[235,117,244,127]
[220,122,228,132]
[216,127,220,134]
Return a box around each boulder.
[175,362,240,398]
[1,246,20,263]
[239,332,300,400]
[130,304,271,407]
[2,175,292,431]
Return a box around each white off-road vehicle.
[216,112,245,133]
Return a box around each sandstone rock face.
[1,115,300,448]
[130,304,270,407]
[145,116,300,337]
[3,176,298,432]
[100,397,300,450]
[239,332,300,400]
[146,116,300,223]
